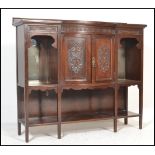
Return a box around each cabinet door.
[92,35,114,82]
[62,34,91,84]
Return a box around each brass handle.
[92,57,96,68]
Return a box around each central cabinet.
[62,34,114,83]
[13,18,146,142]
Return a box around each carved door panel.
[92,35,114,82]
[62,34,91,84]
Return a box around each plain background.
[1,0,155,8]
[1,9,154,146]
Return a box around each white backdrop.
[1,9,154,145]
[1,0,155,8]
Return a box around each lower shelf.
[19,116,58,127]
[19,111,140,127]
[62,111,113,123]
[118,111,140,118]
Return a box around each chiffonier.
[13,18,147,142]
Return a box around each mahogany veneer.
[13,18,146,142]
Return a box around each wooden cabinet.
[13,18,147,142]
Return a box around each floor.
[1,110,154,145]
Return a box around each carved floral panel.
[98,45,110,72]
[68,39,85,74]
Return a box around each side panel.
[17,25,25,86]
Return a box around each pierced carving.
[68,39,85,74]
[98,45,110,72]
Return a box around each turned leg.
[114,86,119,132]
[25,124,29,143]
[18,122,21,135]
[24,88,29,143]
[57,88,62,139]
[139,84,143,129]
[58,123,61,139]
[124,87,128,125]
[114,119,117,132]
[17,86,22,135]
[124,118,128,125]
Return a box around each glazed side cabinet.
[13,18,147,142]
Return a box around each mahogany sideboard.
[13,18,147,142]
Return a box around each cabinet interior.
[118,38,141,81]
[28,35,58,86]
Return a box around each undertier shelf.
[19,116,58,127]
[28,81,58,91]
[118,111,140,118]
[117,79,141,86]
[19,111,140,127]
[28,80,57,87]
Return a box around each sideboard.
[13,18,147,142]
